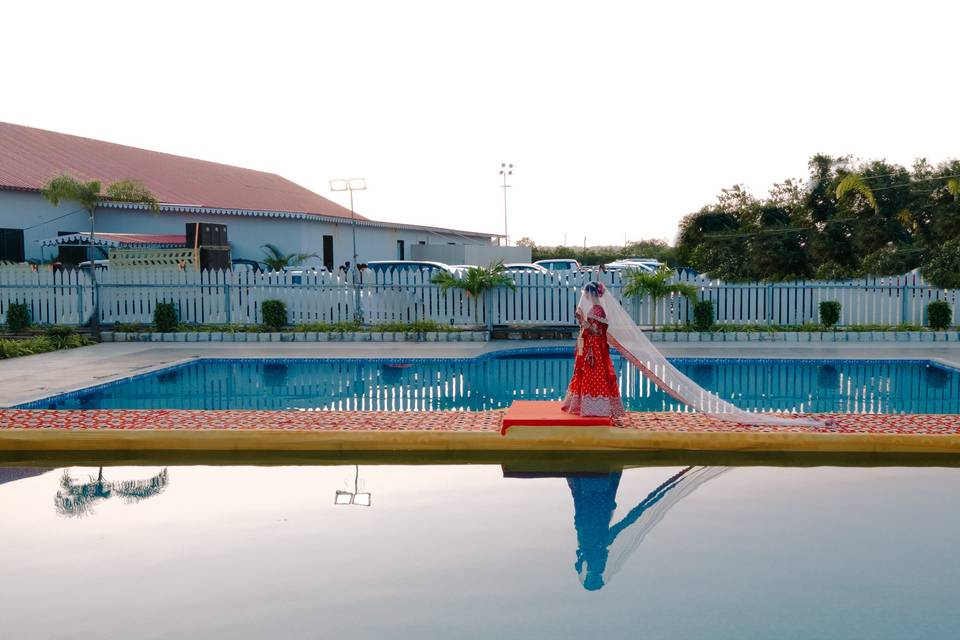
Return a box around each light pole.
[329,178,367,323]
[334,465,372,507]
[499,162,513,246]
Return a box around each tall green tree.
[40,174,160,334]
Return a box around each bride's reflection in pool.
[508,465,729,591]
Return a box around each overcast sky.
[3,0,957,246]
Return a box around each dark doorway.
[397,240,405,260]
[322,235,334,271]
[0,228,24,263]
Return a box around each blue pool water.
[22,353,960,414]
[1,461,959,639]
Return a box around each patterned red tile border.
[0,408,958,436]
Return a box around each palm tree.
[622,266,698,329]
[40,174,160,334]
[835,173,878,213]
[54,467,169,517]
[260,244,317,271]
[432,260,516,328]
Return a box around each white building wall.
[410,243,531,265]
[0,190,494,267]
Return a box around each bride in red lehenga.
[562,282,625,418]
[559,279,827,427]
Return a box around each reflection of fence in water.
[37,358,960,414]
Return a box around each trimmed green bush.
[261,299,287,330]
[692,300,715,331]
[153,302,178,332]
[927,301,952,330]
[819,301,841,328]
[5,303,30,332]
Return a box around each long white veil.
[578,286,825,427]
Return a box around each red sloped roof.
[0,122,364,220]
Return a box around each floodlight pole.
[499,162,513,246]
[330,178,367,324]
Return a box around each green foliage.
[5,303,30,332]
[927,301,952,330]
[432,260,516,297]
[675,155,960,282]
[859,246,914,276]
[922,239,960,289]
[261,299,287,330]
[813,261,855,281]
[835,173,878,213]
[0,333,93,359]
[819,301,841,328]
[692,300,715,331]
[622,266,698,329]
[105,179,160,212]
[153,302,178,332]
[41,174,160,213]
[40,174,101,211]
[260,244,317,271]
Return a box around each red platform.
[501,401,613,435]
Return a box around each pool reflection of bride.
[568,467,728,591]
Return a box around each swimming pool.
[19,351,960,414]
[1,460,958,639]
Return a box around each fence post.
[224,274,232,324]
[484,288,493,333]
[766,282,773,326]
[901,283,908,325]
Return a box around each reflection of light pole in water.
[334,465,372,507]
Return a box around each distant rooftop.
[0,121,363,220]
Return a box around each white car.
[533,259,581,273]
[503,263,550,274]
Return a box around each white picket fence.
[0,266,957,328]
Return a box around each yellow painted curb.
[2,426,960,454]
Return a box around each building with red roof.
[0,122,507,268]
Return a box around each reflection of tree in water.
[54,467,169,517]
[567,466,728,591]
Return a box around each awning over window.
[38,232,188,249]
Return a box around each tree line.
[675,155,960,287]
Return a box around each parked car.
[365,260,457,277]
[231,258,269,273]
[504,263,550,274]
[533,259,581,273]
[76,260,109,272]
[604,260,659,273]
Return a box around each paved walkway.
[3,339,960,407]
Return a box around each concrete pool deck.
[1,341,959,455]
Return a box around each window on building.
[0,228,25,263]
[397,240,405,260]
[322,235,334,271]
[418,241,426,245]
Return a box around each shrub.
[927,301,952,330]
[5,303,30,332]
[692,300,715,331]
[153,302,178,332]
[261,299,287,330]
[819,301,841,328]
[813,261,854,281]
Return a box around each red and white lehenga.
[562,304,625,418]
[559,283,827,428]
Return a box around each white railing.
[0,266,957,328]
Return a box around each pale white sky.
[2,0,957,246]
